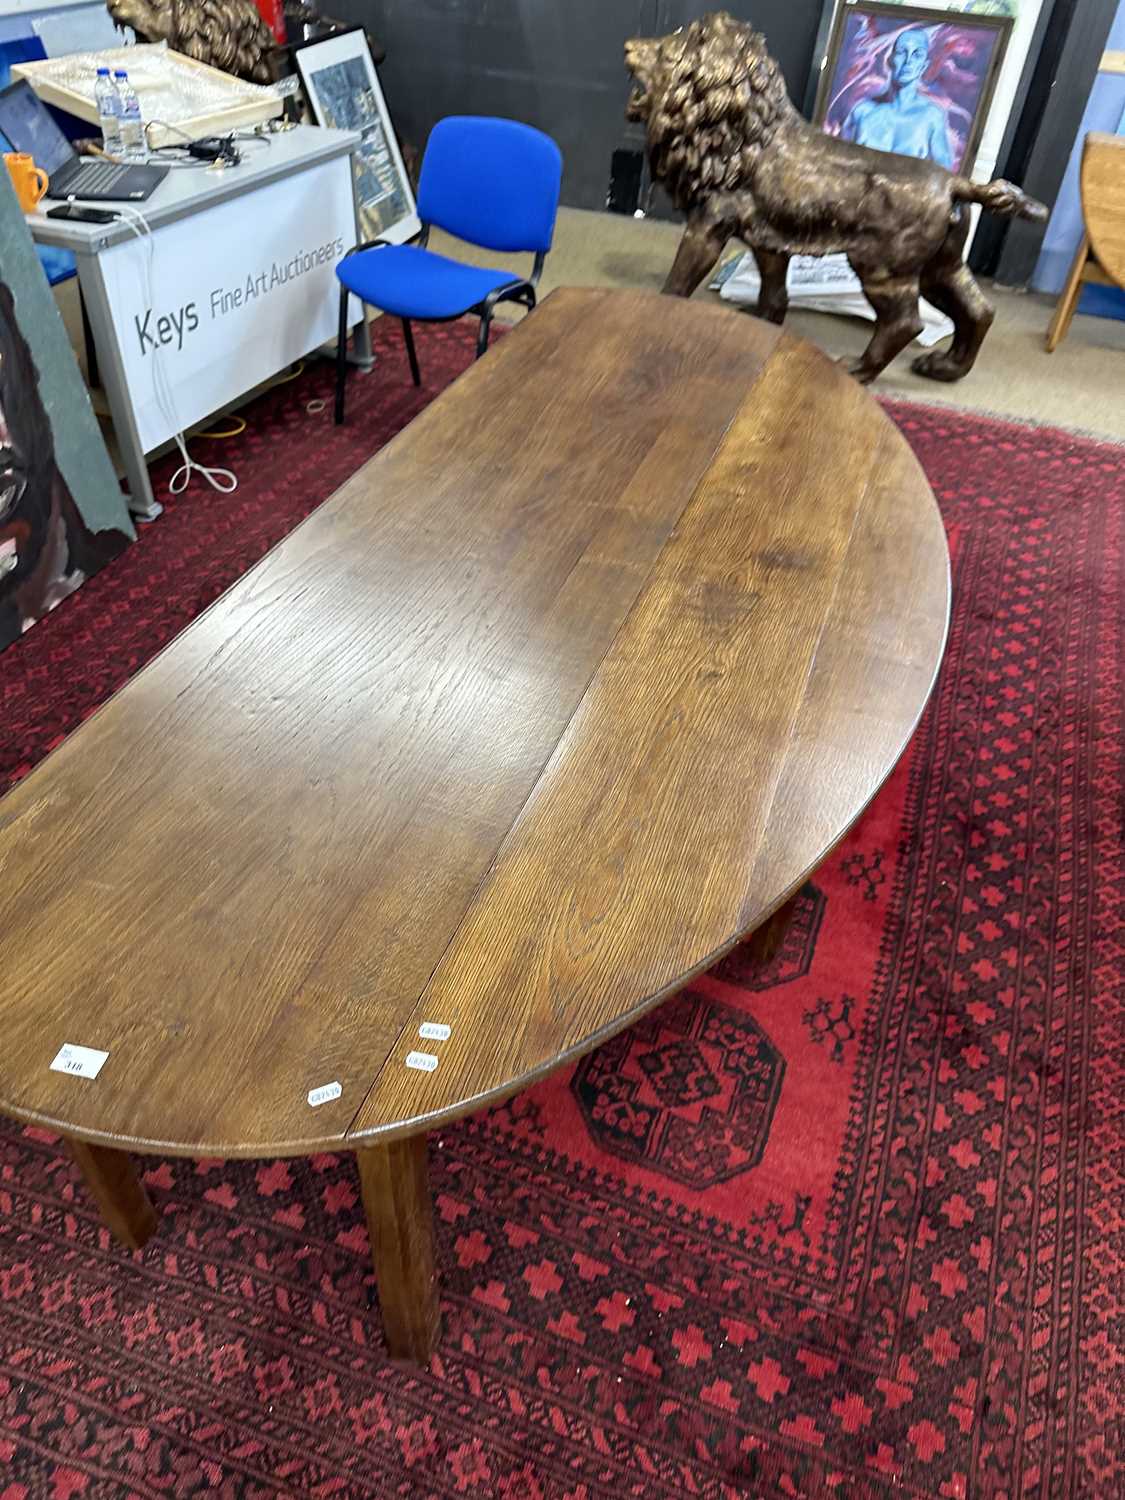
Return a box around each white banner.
[98,157,358,452]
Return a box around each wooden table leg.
[742,890,800,966]
[66,1138,158,1251]
[1045,233,1090,353]
[357,1135,441,1364]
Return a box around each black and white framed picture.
[294,27,421,245]
[811,2,1013,175]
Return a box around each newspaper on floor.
[712,251,954,348]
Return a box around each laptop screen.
[0,82,74,178]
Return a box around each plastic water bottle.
[94,67,122,156]
[114,70,146,162]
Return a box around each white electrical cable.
[67,196,238,498]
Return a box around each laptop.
[0,79,167,201]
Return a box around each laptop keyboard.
[73,161,129,193]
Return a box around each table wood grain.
[1083,132,1125,288]
[0,288,949,1358]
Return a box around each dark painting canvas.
[0,168,132,652]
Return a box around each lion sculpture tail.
[952,177,1049,223]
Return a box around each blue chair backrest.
[417,116,562,255]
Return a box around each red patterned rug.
[0,320,1121,1499]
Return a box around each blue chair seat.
[337,245,522,321]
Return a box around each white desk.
[27,125,371,519]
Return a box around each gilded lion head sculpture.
[624,11,792,211]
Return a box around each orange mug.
[4,152,49,212]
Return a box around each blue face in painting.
[890,29,931,87]
[840,24,953,168]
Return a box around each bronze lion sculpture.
[625,11,1047,383]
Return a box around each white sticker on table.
[307,1081,342,1108]
[405,1051,439,1072]
[50,1044,109,1080]
[418,1022,451,1043]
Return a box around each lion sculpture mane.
[107,0,278,83]
[625,11,1047,383]
[105,0,387,85]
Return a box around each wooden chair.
[1046,132,1125,351]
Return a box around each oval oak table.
[0,288,950,1364]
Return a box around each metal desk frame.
[27,126,373,521]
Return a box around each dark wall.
[989,0,1119,284]
[331,1,825,213]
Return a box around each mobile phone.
[46,204,119,224]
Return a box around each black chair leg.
[476,311,493,360]
[334,285,351,425]
[402,318,422,386]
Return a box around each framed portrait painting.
[294,27,421,246]
[811,2,1013,175]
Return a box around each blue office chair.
[334,116,562,424]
